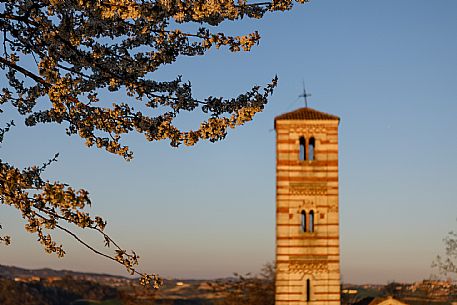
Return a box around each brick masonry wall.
[275,119,340,305]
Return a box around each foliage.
[0,0,307,285]
[117,284,159,305]
[382,281,403,298]
[0,279,48,305]
[434,229,457,277]
[209,262,275,305]
[0,223,11,245]
[0,277,118,305]
[47,276,119,301]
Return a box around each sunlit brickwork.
[275,107,341,305]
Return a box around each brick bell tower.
[274,107,341,305]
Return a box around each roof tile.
[275,107,340,121]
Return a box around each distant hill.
[0,264,219,305]
[0,264,128,281]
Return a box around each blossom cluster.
[0,0,306,286]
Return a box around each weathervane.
[299,82,312,108]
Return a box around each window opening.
[301,210,307,232]
[306,279,311,302]
[299,137,306,161]
[309,210,315,233]
[309,137,315,161]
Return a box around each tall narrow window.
[309,137,315,161]
[299,137,306,161]
[301,210,307,232]
[306,279,311,302]
[309,210,315,233]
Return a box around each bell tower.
[274,107,340,305]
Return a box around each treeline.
[0,276,118,305]
[209,263,275,305]
[0,265,276,305]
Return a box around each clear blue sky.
[1,0,457,284]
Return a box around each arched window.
[299,137,306,161]
[306,279,311,302]
[301,210,307,232]
[309,137,315,161]
[309,210,315,233]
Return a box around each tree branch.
[0,56,48,86]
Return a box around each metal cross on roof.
[299,82,312,108]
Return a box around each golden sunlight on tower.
[275,107,341,305]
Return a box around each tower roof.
[275,107,340,121]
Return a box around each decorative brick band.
[289,182,328,195]
[288,260,329,275]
